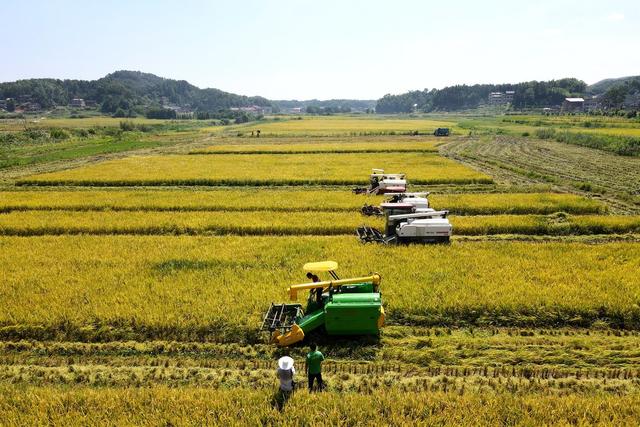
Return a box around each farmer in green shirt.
[306,343,325,392]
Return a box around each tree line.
[597,78,640,109]
[376,78,587,113]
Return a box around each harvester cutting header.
[261,261,384,347]
[353,169,407,195]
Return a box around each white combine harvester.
[353,169,407,195]
[357,192,452,244]
[361,192,433,216]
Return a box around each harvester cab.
[353,169,407,195]
[357,202,452,244]
[261,261,385,347]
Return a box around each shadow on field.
[151,258,255,275]
[271,389,294,412]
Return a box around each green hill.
[588,75,640,94]
[0,70,271,113]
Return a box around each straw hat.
[278,356,294,370]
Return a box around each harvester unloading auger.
[261,261,384,347]
[353,169,407,195]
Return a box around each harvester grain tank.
[353,169,407,195]
[361,192,434,216]
[261,261,385,347]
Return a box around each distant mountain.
[4,70,638,115]
[587,76,640,95]
[0,70,271,113]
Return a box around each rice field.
[1,236,638,343]
[460,115,640,136]
[0,116,172,131]
[218,116,459,136]
[452,213,640,236]
[432,192,606,215]
[189,137,440,154]
[0,210,637,236]
[17,153,493,186]
[4,385,640,426]
[1,386,639,426]
[0,189,605,215]
[442,134,640,213]
[2,113,640,423]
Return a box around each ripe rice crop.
[0,236,638,343]
[0,210,363,236]
[0,211,635,237]
[0,190,605,215]
[189,139,440,154]
[430,192,606,215]
[2,386,639,425]
[17,153,493,186]
[452,213,640,236]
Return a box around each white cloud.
[606,13,625,22]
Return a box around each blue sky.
[2,0,639,99]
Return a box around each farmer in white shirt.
[276,356,296,392]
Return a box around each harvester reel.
[261,303,303,333]
[361,204,383,216]
[356,225,387,244]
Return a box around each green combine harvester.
[261,261,385,347]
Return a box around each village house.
[70,98,86,108]
[488,91,515,105]
[562,97,584,112]
[16,102,42,112]
[230,105,272,115]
